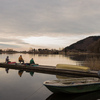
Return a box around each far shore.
[0,51,100,55]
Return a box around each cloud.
[0,37,30,50]
[22,36,68,49]
[0,37,29,44]
[0,43,21,48]
[0,0,100,50]
[0,0,100,37]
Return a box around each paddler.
[18,55,24,64]
[30,58,35,65]
[5,56,10,64]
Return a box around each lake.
[0,53,100,100]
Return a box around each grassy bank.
[83,57,100,70]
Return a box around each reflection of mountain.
[69,55,87,61]
[69,54,100,61]
[46,90,100,100]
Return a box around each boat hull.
[44,83,100,93]
[56,64,90,72]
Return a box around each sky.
[0,0,100,51]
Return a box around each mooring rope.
[24,84,43,100]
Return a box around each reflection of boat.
[56,64,90,72]
[18,70,24,77]
[46,90,100,100]
[43,77,100,93]
[56,75,71,80]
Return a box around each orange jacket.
[19,56,23,61]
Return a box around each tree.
[89,39,100,53]
[0,49,2,52]
[29,47,34,52]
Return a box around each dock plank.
[0,63,99,78]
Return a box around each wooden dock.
[0,63,99,78]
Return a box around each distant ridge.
[64,36,100,53]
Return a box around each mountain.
[63,36,100,53]
[89,38,100,53]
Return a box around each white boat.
[43,77,100,93]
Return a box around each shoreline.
[0,51,100,55]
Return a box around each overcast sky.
[0,0,100,51]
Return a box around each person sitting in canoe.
[30,58,35,65]
[6,56,11,64]
[18,55,24,64]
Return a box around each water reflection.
[5,68,35,77]
[19,70,34,77]
[46,90,100,100]
[69,55,87,61]
[5,68,9,73]
[18,70,24,77]
[30,72,34,76]
[0,53,81,66]
[69,54,100,62]
[56,75,72,79]
[1,53,100,100]
[26,71,34,77]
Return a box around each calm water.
[0,53,100,100]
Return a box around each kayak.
[8,62,16,65]
[56,64,90,72]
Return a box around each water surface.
[0,53,100,100]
